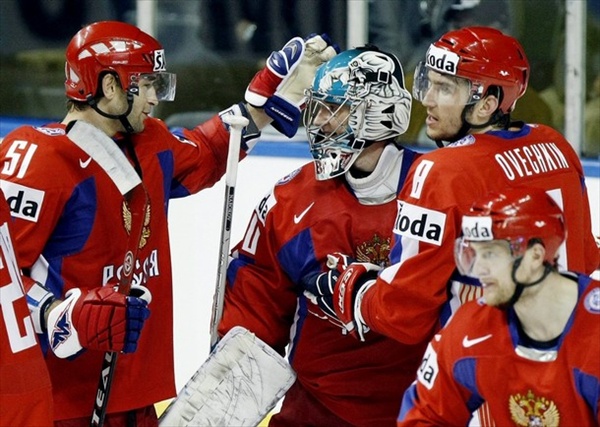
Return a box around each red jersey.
[363,123,599,344]
[398,274,600,425]
[0,190,53,427]
[219,145,425,427]
[0,116,241,420]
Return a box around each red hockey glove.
[245,34,338,137]
[46,285,151,358]
[333,262,381,341]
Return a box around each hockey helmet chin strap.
[505,257,553,306]
[86,91,136,134]
[84,90,143,178]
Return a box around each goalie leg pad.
[159,326,296,427]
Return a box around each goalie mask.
[304,46,412,180]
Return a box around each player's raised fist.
[245,34,339,137]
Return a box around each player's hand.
[46,285,152,358]
[302,252,354,326]
[332,262,381,341]
[245,34,339,137]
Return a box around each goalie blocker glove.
[245,34,338,137]
[41,284,152,358]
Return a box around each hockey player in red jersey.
[304,26,599,425]
[0,20,336,426]
[0,189,53,427]
[308,26,598,342]
[398,187,600,425]
[218,46,424,427]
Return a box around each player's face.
[469,241,517,306]
[126,76,159,133]
[421,70,471,141]
[314,102,351,136]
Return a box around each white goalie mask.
[304,47,412,180]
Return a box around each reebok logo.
[394,202,446,246]
[79,157,92,168]
[293,202,314,224]
[462,334,492,348]
[0,181,45,222]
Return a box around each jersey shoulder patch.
[394,201,446,246]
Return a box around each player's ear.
[522,242,546,272]
[475,94,500,120]
[528,242,546,267]
[100,73,120,100]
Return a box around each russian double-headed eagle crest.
[356,233,391,267]
[122,200,151,248]
[509,390,560,426]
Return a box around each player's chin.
[132,120,146,133]
[481,286,499,305]
[425,127,445,141]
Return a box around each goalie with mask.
[216,46,424,427]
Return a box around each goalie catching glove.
[245,33,339,137]
[303,254,381,341]
[45,285,152,358]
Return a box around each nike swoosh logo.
[294,202,315,224]
[79,157,92,168]
[462,334,492,348]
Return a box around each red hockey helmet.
[413,26,529,113]
[65,21,176,102]
[455,187,566,276]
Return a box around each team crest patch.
[509,390,559,426]
[584,288,600,314]
[34,126,66,136]
[448,135,475,147]
[122,200,151,248]
[175,134,197,147]
[356,234,391,267]
[276,168,301,185]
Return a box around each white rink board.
[168,153,600,392]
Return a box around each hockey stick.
[62,121,150,427]
[90,183,149,427]
[209,114,249,350]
